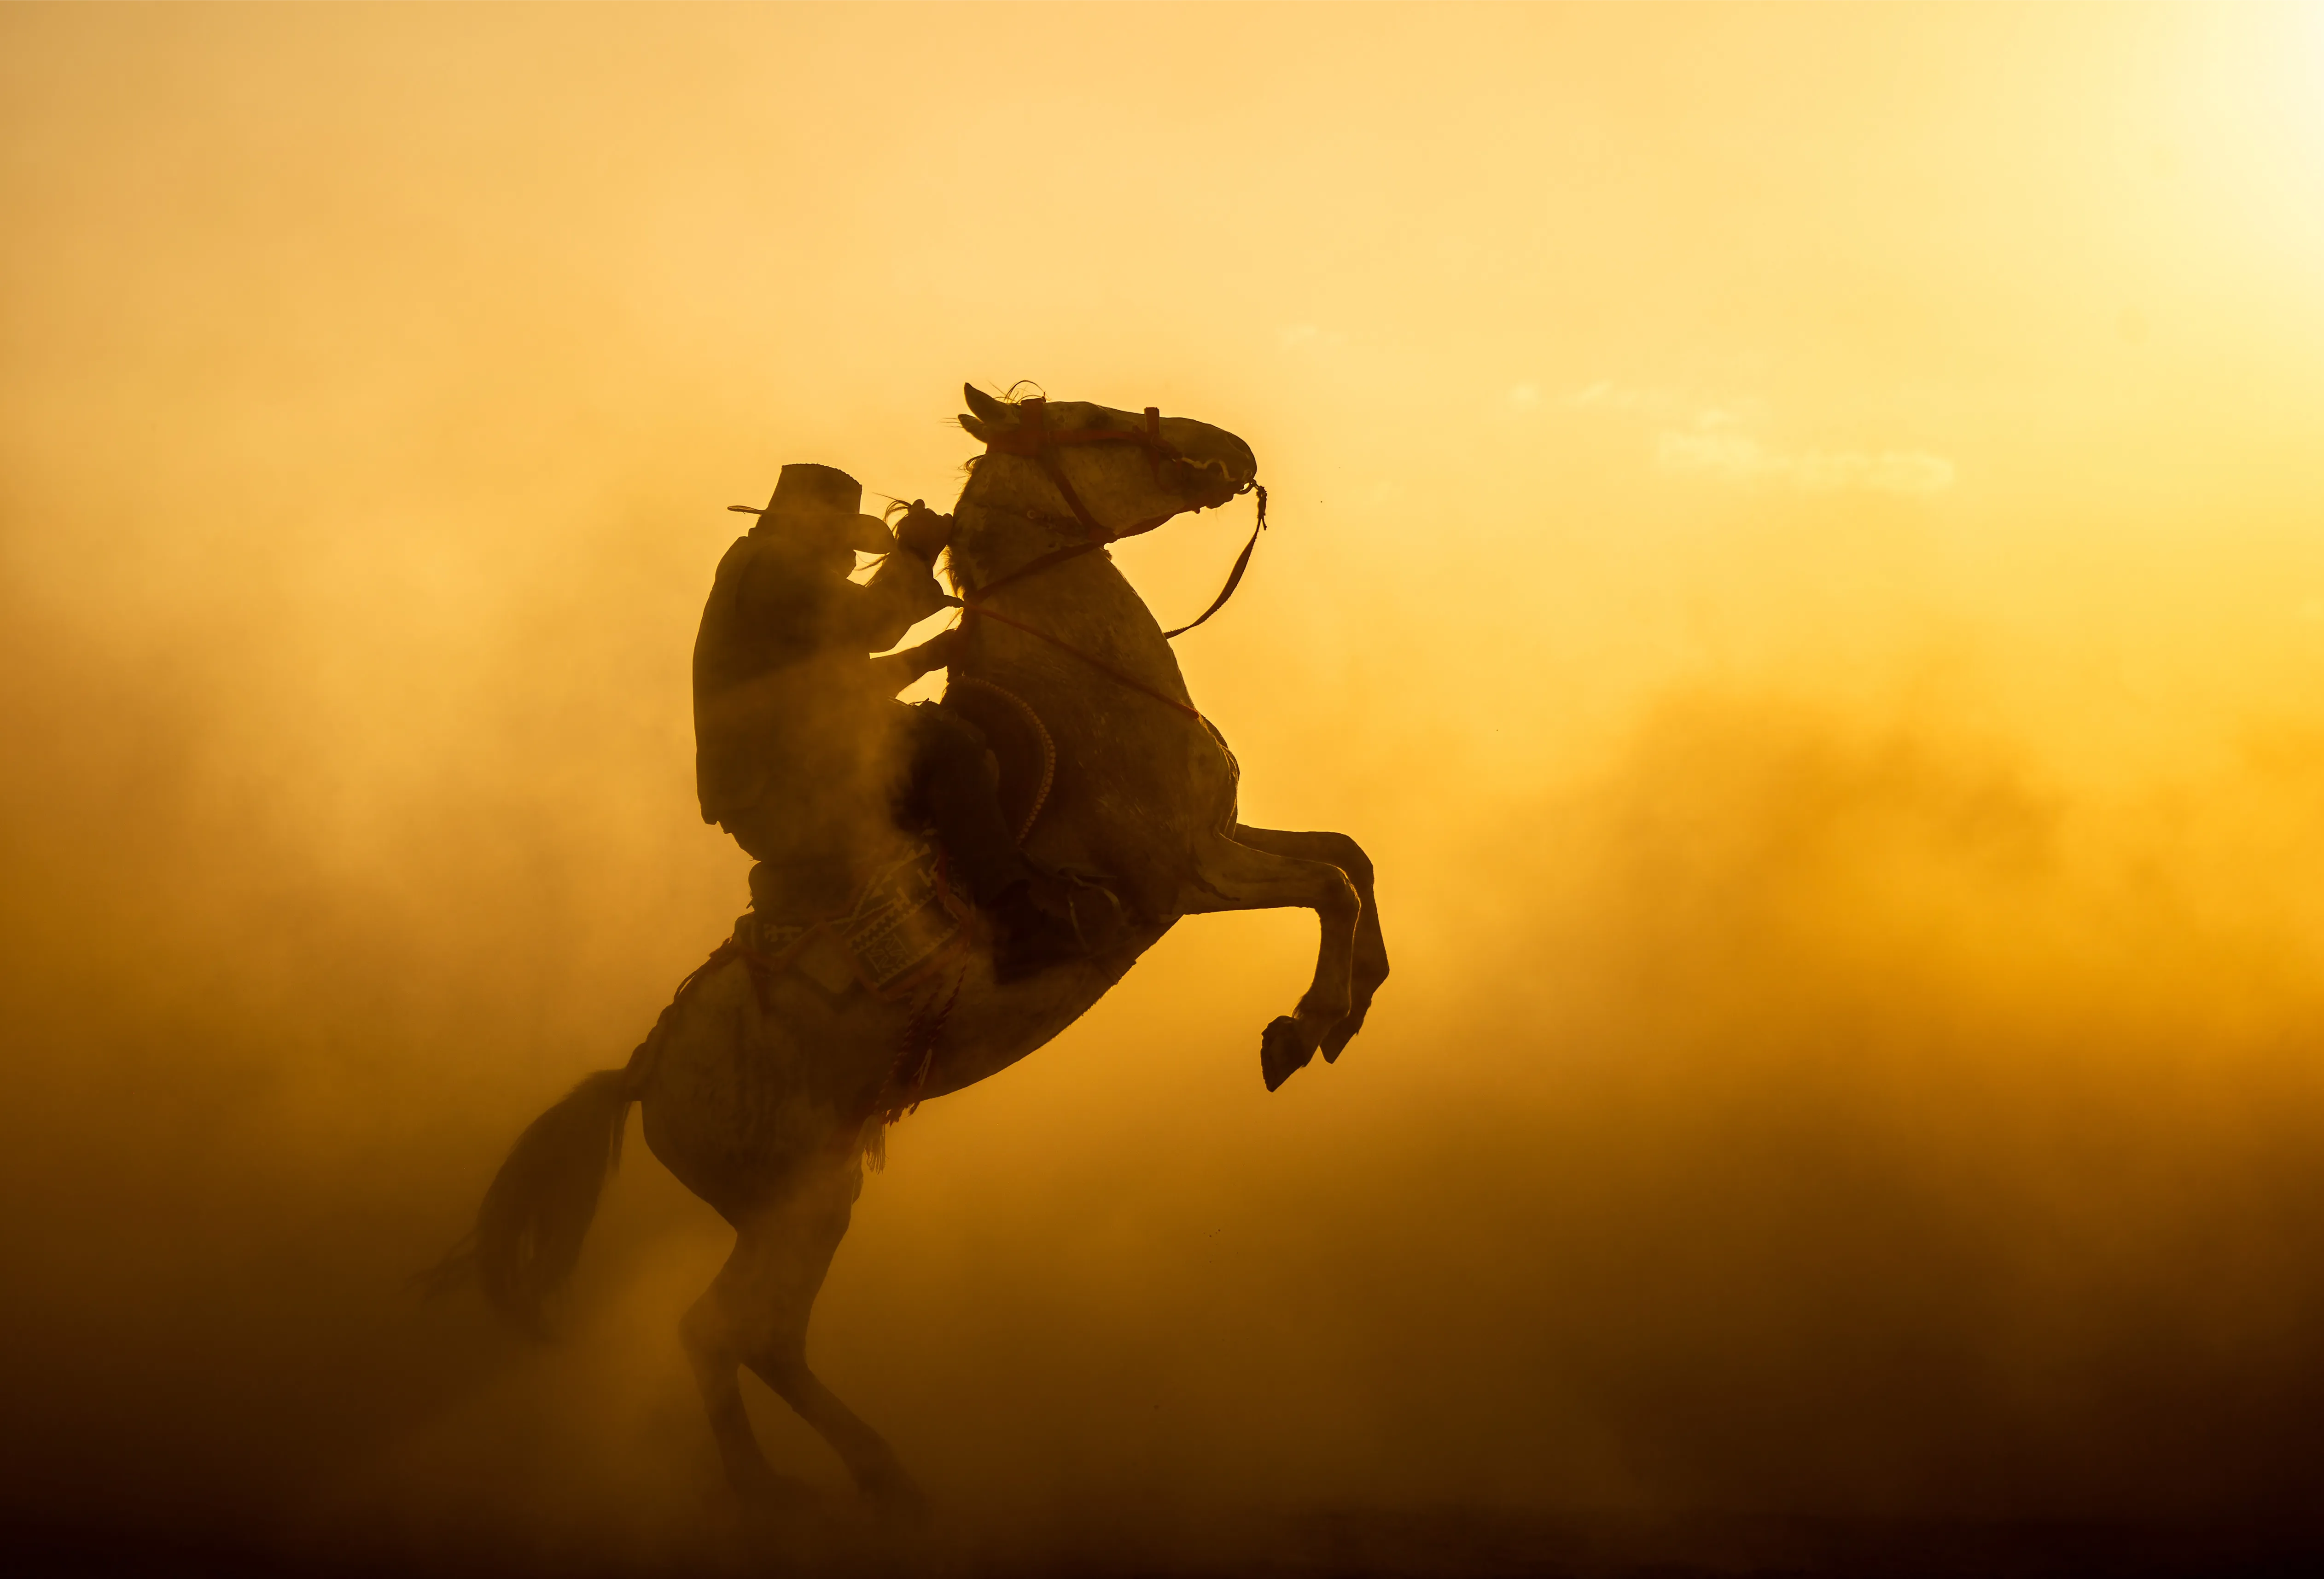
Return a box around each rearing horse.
[450,385,1389,1514]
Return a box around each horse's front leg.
[1180,831,1362,1090]
[1227,825,1388,1063]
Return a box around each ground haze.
[5,5,2324,1574]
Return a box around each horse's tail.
[423,1042,652,1336]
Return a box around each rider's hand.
[896,500,954,562]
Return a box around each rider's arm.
[849,505,956,652]
[866,629,958,697]
[854,550,949,651]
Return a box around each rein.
[957,397,1270,717]
[1157,483,1266,641]
[964,601,1204,721]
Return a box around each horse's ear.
[959,412,994,442]
[963,383,1010,424]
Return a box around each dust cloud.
[6,4,2324,1573]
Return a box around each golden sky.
[6,2,2324,1566]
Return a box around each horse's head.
[956,383,1258,545]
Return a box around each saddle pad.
[740,852,968,998]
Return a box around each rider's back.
[693,529,944,889]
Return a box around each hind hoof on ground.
[865,1475,932,1533]
[1260,1016,1315,1091]
[732,1464,822,1520]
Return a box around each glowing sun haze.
[5,1,2324,1565]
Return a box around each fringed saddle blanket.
[625,854,972,1176]
[728,851,973,1002]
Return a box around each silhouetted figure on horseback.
[693,462,1084,981]
[450,387,1388,1523]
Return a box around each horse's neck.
[952,472,1153,636]
[949,465,1191,704]
[945,494,1046,596]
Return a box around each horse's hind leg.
[1180,832,1362,1090]
[681,1255,815,1512]
[1229,825,1388,1062]
[687,1149,922,1516]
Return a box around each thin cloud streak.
[1658,428,1957,495]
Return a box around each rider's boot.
[990,879,1087,984]
[901,700,1127,979]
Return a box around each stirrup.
[1061,877,1126,951]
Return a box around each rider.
[693,462,1085,982]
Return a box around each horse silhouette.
[446,385,1388,1515]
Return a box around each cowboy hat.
[728,463,895,554]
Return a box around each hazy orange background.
[7,1,2324,1567]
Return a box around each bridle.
[976,396,1186,543]
[961,397,1270,648]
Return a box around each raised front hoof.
[1260,1016,1317,1091]
[1320,1003,1372,1064]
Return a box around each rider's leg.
[892,702,1028,905]
[892,702,1087,980]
